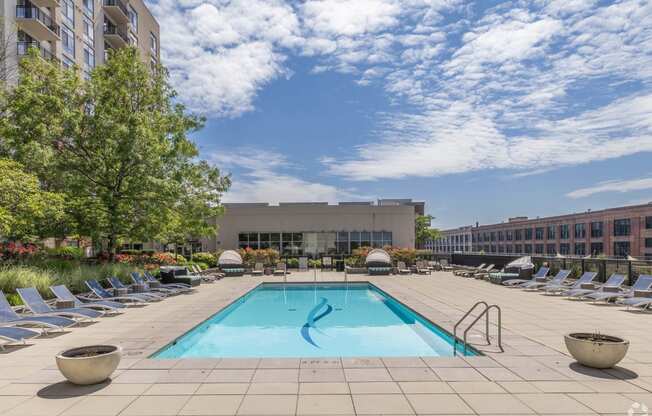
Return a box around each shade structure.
[505,256,534,270]
[218,250,243,266]
[365,248,391,267]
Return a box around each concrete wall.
[201,203,418,252]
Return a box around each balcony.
[15,6,60,42]
[103,0,130,24]
[17,41,60,64]
[104,24,130,48]
[30,0,60,9]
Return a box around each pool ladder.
[453,301,503,356]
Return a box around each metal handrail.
[453,301,502,355]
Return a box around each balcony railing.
[104,24,130,44]
[16,6,60,37]
[103,0,129,17]
[17,41,59,63]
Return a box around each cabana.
[218,250,245,277]
[489,256,534,284]
[366,249,392,276]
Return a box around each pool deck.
[1,271,651,415]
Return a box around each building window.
[559,224,569,239]
[613,241,630,257]
[590,242,603,256]
[490,232,496,242]
[574,223,586,239]
[62,55,75,69]
[61,26,75,57]
[129,32,138,47]
[83,45,95,72]
[524,228,533,240]
[645,238,652,248]
[535,227,544,240]
[574,243,586,256]
[514,244,522,253]
[62,0,74,27]
[128,5,138,31]
[646,216,652,229]
[546,226,555,240]
[534,244,544,254]
[83,16,94,44]
[83,0,94,16]
[559,243,570,255]
[498,245,504,253]
[506,230,513,241]
[590,221,603,238]
[498,231,504,241]
[614,219,631,236]
[150,32,157,54]
[523,244,532,254]
[515,229,522,241]
[546,243,556,255]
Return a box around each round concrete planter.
[564,333,629,369]
[56,345,122,385]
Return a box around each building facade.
[430,203,652,259]
[1,0,158,82]
[425,226,473,253]
[180,200,425,257]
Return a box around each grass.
[0,262,143,305]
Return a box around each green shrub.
[45,246,85,260]
[0,266,53,299]
[308,259,321,268]
[192,252,216,267]
[185,261,208,270]
[286,258,299,268]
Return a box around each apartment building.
[425,226,473,253]
[430,203,652,259]
[1,0,159,82]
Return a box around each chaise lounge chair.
[396,261,411,275]
[50,285,125,313]
[250,263,264,276]
[0,290,75,331]
[520,269,571,290]
[415,260,431,275]
[273,263,287,276]
[565,273,625,299]
[0,326,40,350]
[616,275,652,310]
[107,277,165,301]
[471,264,495,279]
[542,271,597,294]
[143,271,193,291]
[503,267,549,287]
[85,279,152,304]
[16,287,103,321]
[583,274,637,303]
[130,272,185,295]
[455,263,485,277]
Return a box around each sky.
[145,0,652,229]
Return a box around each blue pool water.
[154,283,477,358]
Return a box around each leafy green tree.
[0,47,230,258]
[0,159,65,240]
[415,214,441,248]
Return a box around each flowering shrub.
[149,252,178,265]
[239,248,280,267]
[0,242,39,260]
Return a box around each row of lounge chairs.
[498,267,652,310]
[0,271,196,349]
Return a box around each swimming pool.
[153,283,478,358]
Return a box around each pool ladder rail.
[453,301,503,356]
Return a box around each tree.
[0,47,230,258]
[415,215,440,248]
[0,159,65,240]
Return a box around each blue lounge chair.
[0,290,75,331]
[503,267,549,287]
[584,274,642,302]
[520,269,571,290]
[617,275,652,309]
[143,271,192,290]
[16,288,103,321]
[0,326,40,350]
[543,271,598,294]
[50,285,125,313]
[565,273,626,298]
[106,277,165,301]
[130,272,184,295]
[85,279,151,304]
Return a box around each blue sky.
[147,0,652,229]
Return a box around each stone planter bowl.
[56,345,122,385]
[564,333,629,369]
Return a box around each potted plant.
[56,345,122,385]
[564,332,629,369]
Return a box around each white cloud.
[210,149,364,203]
[566,177,652,199]
[301,0,401,37]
